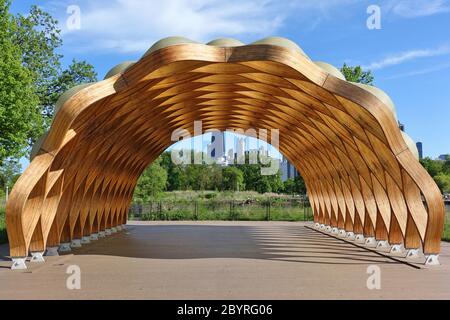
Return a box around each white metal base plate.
[59,242,72,252]
[71,239,82,248]
[11,258,27,270]
[364,237,377,248]
[30,252,45,263]
[45,247,59,256]
[425,254,440,266]
[355,234,365,243]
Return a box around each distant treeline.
[132,151,306,203]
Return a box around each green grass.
[129,197,313,222]
[0,208,7,244]
[443,209,450,242]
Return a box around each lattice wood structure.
[6,37,444,268]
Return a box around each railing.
[129,198,314,222]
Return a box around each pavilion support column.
[58,218,72,252]
[352,213,364,242]
[388,215,405,255]
[29,218,46,262]
[46,219,61,256]
[405,214,422,259]
[71,216,83,248]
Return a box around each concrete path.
[0,221,449,299]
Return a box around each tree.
[341,63,374,85]
[420,157,443,177]
[12,5,97,132]
[0,158,21,191]
[222,166,244,191]
[442,156,450,175]
[0,0,40,165]
[283,178,296,194]
[12,5,62,132]
[283,176,306,195]
[434,173,450,194]
[47,60,97,117]
[133,158,168,202]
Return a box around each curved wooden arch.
[6,42,444,267]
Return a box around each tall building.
[280,155,299,182]
[438,154,449,161]
[207,131,225,160]
[416,142,423,160]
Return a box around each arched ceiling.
[6,37,444,269]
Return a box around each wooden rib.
[5,43,444,260]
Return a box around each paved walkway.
[0,221,449,299]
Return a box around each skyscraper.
[207,131,225,160]
[416,142,423,160]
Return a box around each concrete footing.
[90,233,99,241]
[111,227,118,233]
[364,237,377,248]
[59,242,72,252]
[355,234,365,243]
[390,244,404,255]
[338,229,346,237]
[98,231,106,238]
[331,227,339,235]
[30,252,45,263]
[116,226,122,231]
[105,229,112,235]
[71,239,82,248]
[314,223,320,229]
[376,240,390,250]
[325,226,332,233]
[11,258,27,270]
[81,236,91,244]
[346,232,355,240]
[406,248,420,259]
[45,247,59,256]
[425,254,440,266]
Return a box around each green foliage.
[133,158,168,203]
[420,157,443,177]
[0,207,7,244]
[46,60,97,117]
[0,0,40,165]
[442,156,450,175]
[0,158,21,191]
[142,151,286,197]
[340,63,374,85]
[222,166,244,191]
[11,4,62,134]
[0,2,97,188]
[8,3,97,143]
[434,174,450,194]
[420,157,450,194]
[283,176,306,195]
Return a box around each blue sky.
[11,0,450,162]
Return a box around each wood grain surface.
[6,42,445,259]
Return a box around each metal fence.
[129,198,314,222]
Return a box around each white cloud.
[60,0,288,53]
[383,63,450,79]
[58,0,356,53]
[389,0,450,18]
[363,46,450,70]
